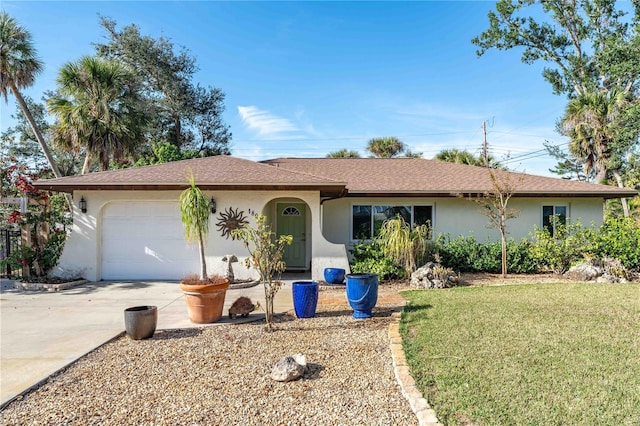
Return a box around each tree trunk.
[198,228,207,280]
[264,280,274,330]
[10,83,62,178]
[10,83,73,208]
[612,171,630,218]
[594,168,608,185]
[501,229,507,278]
[20,223,31,279]
[81,152,92,175]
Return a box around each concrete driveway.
[0,278,294,407]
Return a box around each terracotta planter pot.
[179,279,230,324]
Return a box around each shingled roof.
[261,157,638,198]
[34,155,637,199]
[33,155,347,196]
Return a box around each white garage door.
[102,201,200,280]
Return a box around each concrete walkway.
[0,276,300,407]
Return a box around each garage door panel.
[102,201,202,280]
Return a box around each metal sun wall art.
[216,207,248,239]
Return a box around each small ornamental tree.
[179,174,210,280]
[470,170,519,278]
[232,214,292,330]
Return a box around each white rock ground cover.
[0,303,417,426]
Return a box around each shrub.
[349,240,405,280]
[435,234,537,274]
[435,235,501,272]
[506,239,538,274]
[529,219,593,274]
[592,217,640,270]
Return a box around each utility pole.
[481,120,488,167]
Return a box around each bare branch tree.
[469,170,520,277]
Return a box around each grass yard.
[400,282,640,426]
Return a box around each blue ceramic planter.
[346,273,379,319]
[292,281,319,318]
[324,268,346,284]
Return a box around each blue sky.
[2,1,573,176]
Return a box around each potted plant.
[178,174,229,323]
[232,214,292,330]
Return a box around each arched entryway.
[265,198,310,271]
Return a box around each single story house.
[34,155,637,282]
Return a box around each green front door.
[277,203,306,269]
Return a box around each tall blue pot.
[292,281,319,318]
[345,273,379,319]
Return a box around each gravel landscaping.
[0,302,417,425]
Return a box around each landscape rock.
[410,262,458,289]
[565,262,603,281]
[270,354,307,382]
[565,257,629,282]
[602,257,628,280]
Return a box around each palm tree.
[326,148,361,158]
[435,148,478,165]
[366,136,405,158]
[0,12,62,178]
[561,90,626,182]
[561,90,630,216]
[48,56,146,173]
[435,148,502,168]
[179,174,211,280]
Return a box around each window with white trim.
[351,204,433,240]
[282,206,301,216]
[542,205,567,236]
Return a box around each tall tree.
[0,12,62,178]
[435,148,502,168]
[366,136,406,158]
[47,56,147,173]
[435,148,479,165]
[560,90,626,181]
[473,0,638,97]
[95,16,231,157]
[326,148,361,158]
[1,96,80,176]
[544,141,594,181]
[474,0,639,215]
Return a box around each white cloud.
[237,106,300,138]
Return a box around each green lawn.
[400,283,640,426]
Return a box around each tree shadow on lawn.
[402,303,433,313]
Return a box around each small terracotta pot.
[179,279,230,324]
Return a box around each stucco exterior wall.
[52,190,349,281]
[321,196,605,248]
